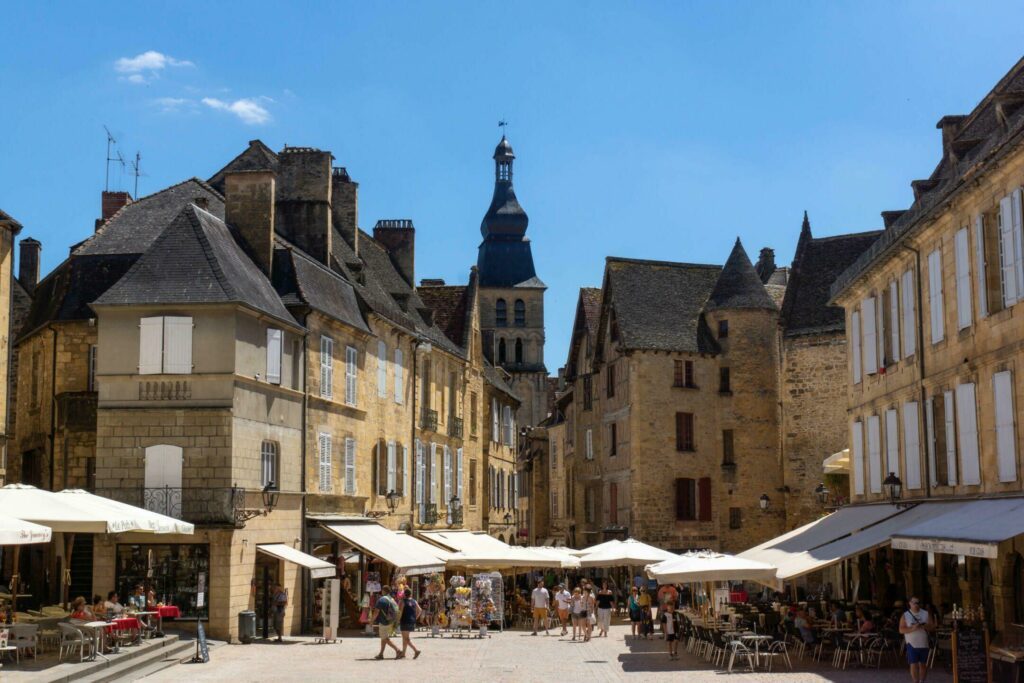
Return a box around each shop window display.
[116,544,210,620]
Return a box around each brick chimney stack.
[275,147,333,265]
[101,191,132,221]
[332,166,359,256]
[225,171,276,276]
[19,237,41,295]
[373,220,415,287]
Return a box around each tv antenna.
[130,151,146,197]
[104,125,118,191]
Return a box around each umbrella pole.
[9,545,20,622]
[63,533,75,609]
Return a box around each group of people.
[68,585,155,621]
[370,585,424,661]
[529,579,626,642]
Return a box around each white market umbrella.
[527,546,582,569]
[446,546,564,570]
[56,489,195,535]
[568,539,622,557]
[579,538,676,568]
[0,515,52,545]
[0,484,146,533]
[646,551,779,586]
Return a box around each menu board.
[953,624,991,683]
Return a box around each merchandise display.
[448,575,472,631]
[471,572,504,632]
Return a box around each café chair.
[58,623,93,662]
[725,639,756,673]
[0,628,18,666]
[10,624,38,659]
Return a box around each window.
[551,439,558,469]
[851,420,865,496]
[975,214,990,318]
[729,507,742,530]
[344,346,358,405]
[606,363,615,398]
[514,299,525,326]
[583,375,593,410]
[377,341,387,397]
[514,338,523,364]
[903,402,922,490]
[266,328,282,384]
[498,339,507,364]
[380,440,396,495]
[901,270,917,357]
[888,280,900,364]
[722,429,734,466]
[551,492,558,518]
[955,382,981,485]
[469,459,477,505]
[470,392,478,436]
[866,415,882,493]
[674,478,710,521]
[609,482,618,525]
[422,358,432,409]
[318,433,332,493]
[402,444,409,496]
[927,249,945,344]
[885,408,900,479]
[609,422,617,456]
[994,371,1018,483]
[139,316,193,375]
[719,367,731,393]
[88,345,98,392]
[429,443,438,504]
[144,445,183,504]
[394,348,404,404]
[955,227,973,330]
[925,391,958,487]
[260,441,279,488]
[585,428,593,460]
[456,448,463,502]
[673,360,684,387]
[502,405,513,445]
[292,339,302,391]
[861,297,878,374]
[851,310,862,384]
[718,320,728,338]
[495,299,507,327]
[443,445,452,502]
[320,336,334,399]
[415,441,425,511]
[345,437,357,495]
[998,189,1024,308]
[585,487,595,523]
[675,412,694,451]
[491,398,499,442]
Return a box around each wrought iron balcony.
[420,409,438,432]
[99,485,251,528]
[449,416,464,438]
[420,503,438,525]
[448,506,463,527]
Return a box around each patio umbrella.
[567,539,621,557]
[0,484,146,533]
[526,546,582,569]
[445,546,564,570]
[578,538,676,568]
[645,551,779,586]
[0,515,52,546]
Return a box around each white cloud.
[126,74,146,84]
[152,97,193,113]
[202,97,272,125]
[115,51,193,84]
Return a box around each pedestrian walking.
[570,587,586,641]
[553,583,571,636]
[271,583,288,642]
[899,597,933,683]
[371,586,401,660]
[596,580,614,637]
[628,587,642,638]
[531,579,551,636]
[399,589,422,660]
[662,602,680,659]
[585,585,597,641]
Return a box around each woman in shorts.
[570,587,586,641]
[399,589,422,659]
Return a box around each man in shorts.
[553,583,571,636]
[898,597,933,682]
[531,579,550,636]
[371,586,401,660]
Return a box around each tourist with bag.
[899,597,933,683]
[371,586,401,660]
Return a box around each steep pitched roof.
[76,178,224,256]
[601,258,721,355]
[273,245,369,332]
[94,204,296,326]
[705,239,776,311]
[564,287,601,379]
[206,140,280,194]
[417,285,470,348]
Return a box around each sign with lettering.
[953,624,990,683]
[192,621,210,664]
[892,537,997,559]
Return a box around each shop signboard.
[953,624,991,683]
[892,537,997,559]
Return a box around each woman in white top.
[570,587,586,641]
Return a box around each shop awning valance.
[257,544,337,579]
[646,552,779,586]
[0,514,51,545]
[324,523,448,576]
[891,497,1024,559]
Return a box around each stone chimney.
[373,219,415,287]
[936,115,966,155]
[101,191,132,222]
[275,147,333,265]
[331,166,359,256]
[18,238,41,295]
[225,171,276,276]
[755,247,776,283]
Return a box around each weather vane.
[498,119,508,131]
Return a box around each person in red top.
[69,596,92,620]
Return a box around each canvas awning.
[823,449,850,473]
[57,489,194,535]
[0,515,51,545]
[524,546,581,569]
[417,530,513,555]
[646,552,778,586]
[579,538,676,568]
[257,544,337,579]
[324,523,448,575]
[891,497,1024,559]
[445,546,564,569]
[0,484,151,533]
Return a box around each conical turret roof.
[705,238,777,311]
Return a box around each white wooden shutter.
[927,249,945,343]
[975,215,988,318]
[429,443,438,504]
[1013,188,1024,296]
[163,316,193,374]
[585,428,593,460]
[851,311,862,383]
[318,433,332,493]
[345,346,358,405]
[394,348,404,404]
[139,317,164,375]
[345,437,356,495]
[320,336,334,399]
[999,194,1019,307]
[889,280,900,362]
[143,445,183,490]
[503,406,512,445]
[415,440,424,505]
[901,270,916,357]
[944,390,958,486]
[861,297,878,374]
[851,420,865,496]
[491,398,499,442]
[442,445,451,502]
[377,341,387,398]
[513,472,518,506]
[885,408,900,478]
[867,415,882,493]
[955,227,972,330]
[993,371,1017,483]
[925,398,938,487]
[266,328,282,384]
[386,440,396,493]
[456,448,464,501]
[956,383,981,485]
[903,402,922,490]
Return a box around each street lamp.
[814,482,830,505]
[883,472,909,508]
[261,481,280,513]
[385,489,400,515]
[503,512,513,526]
[759,493,770,512]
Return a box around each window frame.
[260,440,279,489]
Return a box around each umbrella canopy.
[579,538,676,567]
[0,514,52,545]
[646,551,779,585]
[445,546,564,570]
[0,484,148,533]
[568,539,622,557]
[57,489,194,535]
[526,546,581,569]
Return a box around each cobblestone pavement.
[141,622,954,682]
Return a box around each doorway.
[254,554,281,639]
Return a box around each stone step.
[23,635,190,683]
[75,637,194,683]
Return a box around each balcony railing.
[420,409,438,432]
[100,486,248,527]
[448,506,463,527]
[420,503,438,525]
[449,416,464,439]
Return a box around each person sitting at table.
[855,606,875,633]
[104,591,126,616]
[128,585,146,611]
[91,595,107,619]
[70,596,92,620]
[146,590,158,609]
[829,601,847,626]
[793,609,815,644]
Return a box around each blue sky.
[2,2,1022,368]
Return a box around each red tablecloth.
[729,591,749,603]
[112,617,141,631]
[157,606,181,619]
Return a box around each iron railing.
[448,506,463,527]
[420,503,438,525]
[420,409,438,432]
[449,416,464,438]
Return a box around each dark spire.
[801,210,811,237]
[705,237,776,311]
[478,134,540,288]
[480,135,528,238]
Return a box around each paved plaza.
[139,622,954,683]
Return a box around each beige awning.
[417,530,514,555]
[823,449,850,473]
[257,544,336,579]
[324,522,448,575]
[579,538,676,568]
[0,515,51,545]
[892,497,1024,558]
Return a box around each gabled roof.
[705,239,776,311]
[206,140,280,194]
[76,178,224,256]
[564,287,601,379]
[94,204,296,326]
[273,245,368,332]
[417,284,470,349]
[600,257,722,356]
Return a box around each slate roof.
[601,258,722,356]
[273,245,369,332]
[483,362,519,402]
[832,56,1024,300]
[417,285,470,348]
[705,239,777,311]
[206,140,280,194]
[94,204,296,326]
[564,287,601,379]
[76,178,224,256]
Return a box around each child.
[661,603,680,659]
[641,603,655,639]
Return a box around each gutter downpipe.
[902,244,931,499]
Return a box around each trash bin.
[238,610,256,643]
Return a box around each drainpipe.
[902,244,931,499]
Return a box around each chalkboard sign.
[192,621,210,664]
[953,624,990,683]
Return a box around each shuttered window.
[415,440,425,507]
[867,415,882,494]
[394,348,404,404]
[955,227,973,330]
[889,280,900,363]
[993,371,1017,483]
[927,249,945,344]
[676,412,695,451]
[1014,189,1024,297]
[903,402,922,490]
[266,328,282,384]
[443,445,452,502]
[944,390,958,486]
[400,444,408,496]
[320,336,334,399]
[885,408,900,478]
[585,429,593,460]
[344,437,356,495]
[862,297,878,374]
[675,478,695,521]
[345,346,358,406]
[851,311,862,384]
[468,458,476,506]
[456,448,464,502]
[139,316,193,375]
[851,420,865,496]
[698,477,711,521]
[139,317,164,375]
[926,397,940,487]
[429,443,438,504]
[318,432,332,493]
[377,341,387,398]
[374,441,386,495]
[901,270,916,357]
[260,441,278,488]
[975,214,989,318]
[491,398,499,442]
[387,440,397,494]
[955,383,981,485]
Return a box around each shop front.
[116,542,210,620]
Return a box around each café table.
[112,617,142,646]
[133,611,159,638]
[740,633,774,667]
[82,621,113,662]
[155,605,181,634]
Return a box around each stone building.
[0,210,22,483]
[828,56,1024,633]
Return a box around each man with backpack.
[371,585,401,660]
[898,597,933,683]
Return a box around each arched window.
[514,338,524,364]
[261,440,280,488]
[514,299,526,326]
[498,338,507,364]
[495,299,507,327]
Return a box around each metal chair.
[58,622,93,662]
[763,636,792,671]
[726,639,756,673]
